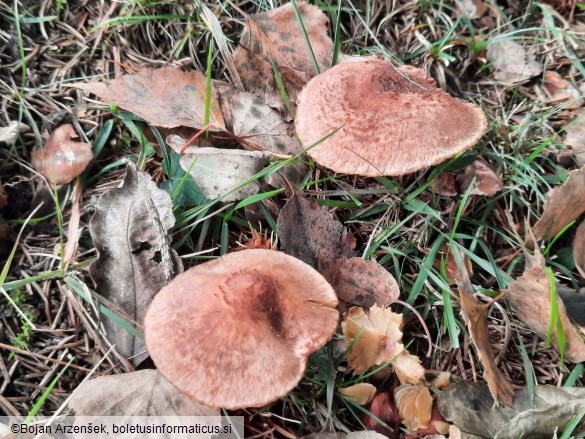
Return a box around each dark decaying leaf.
[438,381,585,439]
[534,166,585,240]
[457,258,514,407]
[321,257,399,310]
[89,164,180,363]
[506,259,585,363]
[73,67,225,130]
[277,190,354,269]
[233,1,333,113]
[232,91,301,155]
[180,148,272,202]
[430,158,502,197]
[69,369,218,416]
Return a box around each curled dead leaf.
[457,254,514,407]
[394,384,433,431]
[534,166,585,240]
[455,159,503,196]
[31,124,93,185]
[361,392,401,439]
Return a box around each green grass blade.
[290,0,320,75]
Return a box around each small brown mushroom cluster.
[145,249,339,409]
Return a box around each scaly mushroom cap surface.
[144,249,339,409]
[295,61,488,176]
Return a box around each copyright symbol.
[11,424,19,433]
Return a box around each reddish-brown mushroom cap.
[31,124,93,185]
[295,61,488,176]
[144,249,339,409]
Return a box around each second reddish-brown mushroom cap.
[295,60,488,177]
[144,249,339,409]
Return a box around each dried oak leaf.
[543,71,583,109]
[438,381,585,439]
[506,259,585,363]
[565,111,585,166]
[533,166,585,240]
[73,67,225,130]
[180,148,272,202]
[69,369,217,416]
[277,190,354,269]
[342,305,425,383]
[233,1,333,113]
[457,261,514,407]
[321,257,399,310]
[486,40,542,84]
[394,384,433,431]
[89,163,180,363]
[31,124,93,185]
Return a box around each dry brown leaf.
[322,257,400,310]
[457,260,514,407]
[506,259,585,363]
[339,383,377,405]
[456,0,487,19]
[232,91,301,155]
[69,369,217,416]
[89,164,180,363]
[573,221,585,278]
[277,190,354,269]
[73,67,225,130]
[342,305,425,383]
[534,166,585,240]
[233,2,333,113]
[565,111,585,166]
[543,71,583,109]
[394,384,433,431]
[486,40,542,84]
[455,158,503,196]
[31,124,93,185]
[180,148,272,202]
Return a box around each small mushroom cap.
[145,249,339,409]
[31,124,93,184]
[295,61,487,176]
